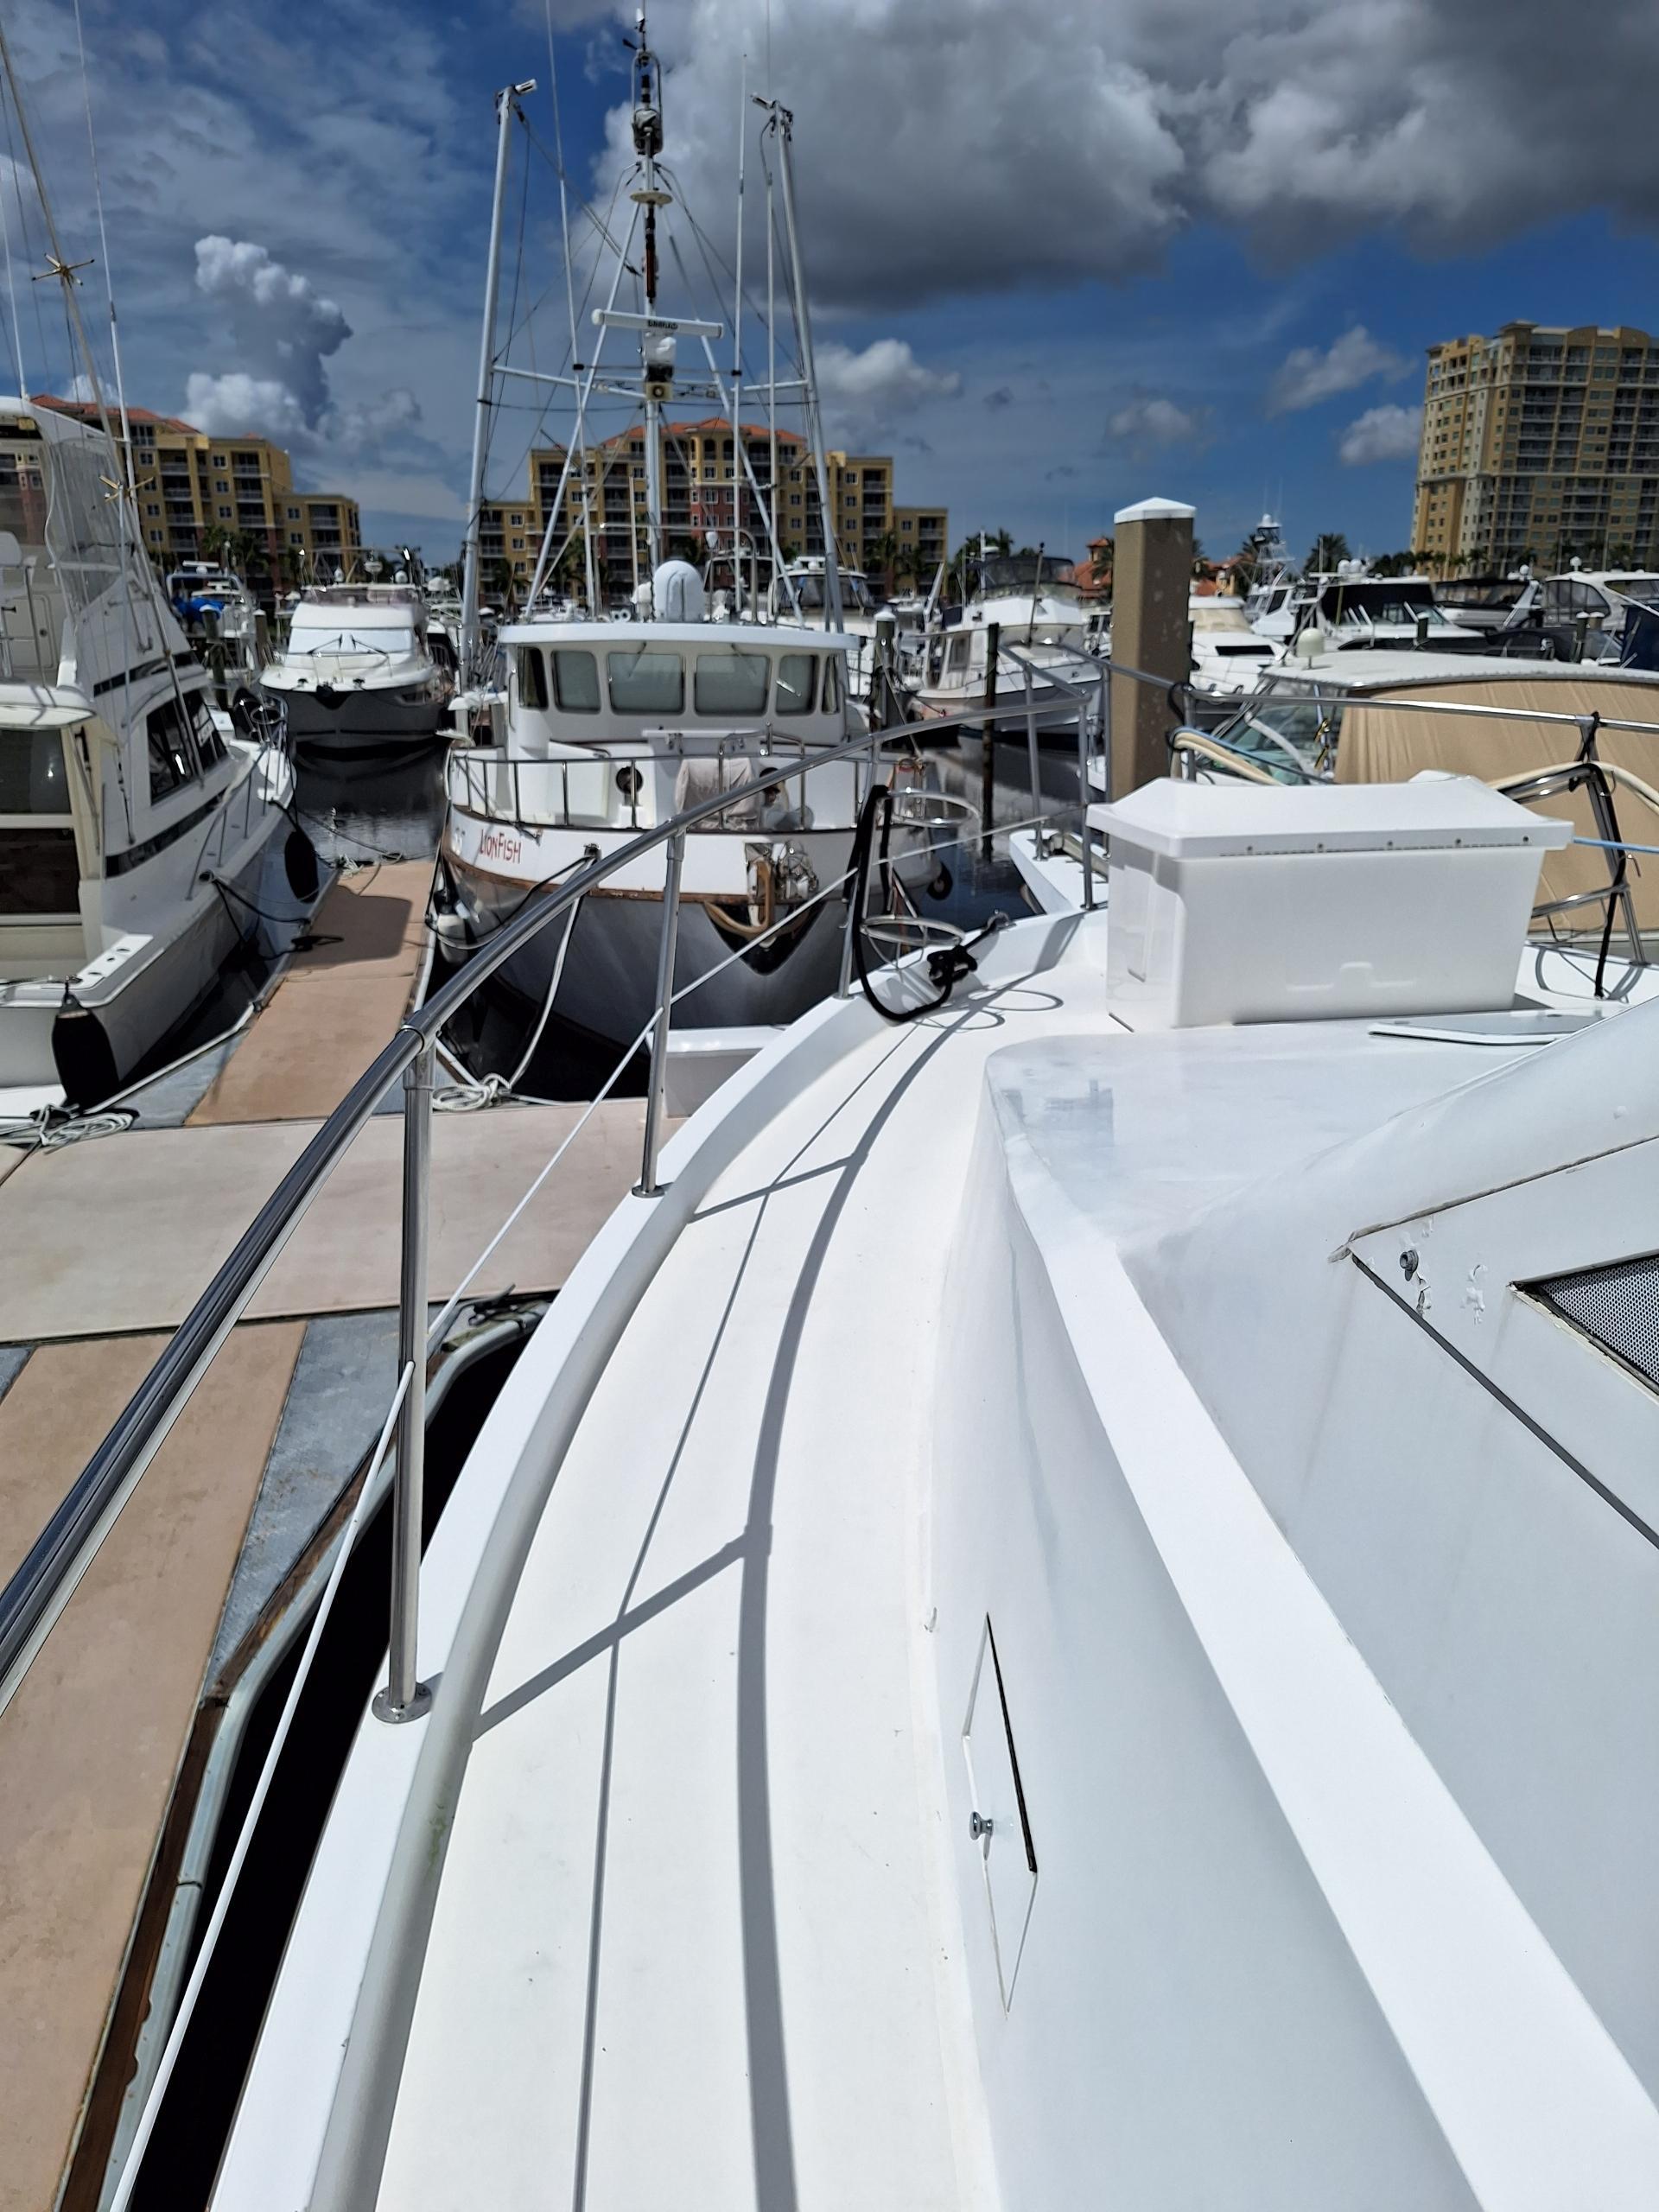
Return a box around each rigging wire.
[69,0,134,497]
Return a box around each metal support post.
[1025,665,1043,855]
[374,1039,435,1725]
[980,621,1000,861]
[1579,718,1644,964]
[1078,683,1099,912]
[635,832,686,1195]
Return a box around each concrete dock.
[0,859,653,2211]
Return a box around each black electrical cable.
[847,783,1004,1025]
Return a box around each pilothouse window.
[694,652,769,715]
[552,651,600,713]
[775,653,816,715]
[516,646,549,712]
[607,651,683,714]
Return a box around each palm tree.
[1306,531,1351,574]
[867,529,901,594]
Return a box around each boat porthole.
[615,766,643,799]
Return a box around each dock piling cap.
[1114,496,1197,525]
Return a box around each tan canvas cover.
[1334,675,1659,931]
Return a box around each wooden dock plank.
[0,1101,647,1344]
[188,861,432,1126]
[0,1321,303,2212]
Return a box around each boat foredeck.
[373,961,1109,2208]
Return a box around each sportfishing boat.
[260,582,450,757]
[202,749,1659,2210]
[0,398,302,1110]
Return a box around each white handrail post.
[374,1039,435,1724]
[634,831,685,1196]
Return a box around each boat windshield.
[1319,582,1450,626]
[1611,576,1659,607]
[1209,685,1339,780]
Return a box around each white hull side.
[0,759,293,1096]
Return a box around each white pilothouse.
[0,400,298,1109]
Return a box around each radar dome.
[652,559,705,622]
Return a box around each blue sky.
[8,0,1659,569]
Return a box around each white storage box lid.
[1088,776,1573,859]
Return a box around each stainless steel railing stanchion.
[374,1039,435,1725]
[1079,682,1100,912]
[1025,666,1043,855]
[634,830,686,1197]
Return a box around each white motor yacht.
[1254,563,1484,652]
[0,399,300,1110]
[207,761,1659,2212]
[261,583,450,757]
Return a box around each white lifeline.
[217,798,1659,2207]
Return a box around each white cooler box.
[1089,777,1572,1029]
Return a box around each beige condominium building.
[34,397,363,586]
[1412,323,1659,573]
[478,418,945,598]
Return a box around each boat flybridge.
[177,731,1659,2208]
[260,582,450,756]
[0,400,299,1112]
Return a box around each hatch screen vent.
[1530,1252,1659,1391]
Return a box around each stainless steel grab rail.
[0,724,899,1717]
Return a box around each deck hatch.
[1530,1251,1659,1393]
[963,1617,1038,2009]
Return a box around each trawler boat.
[0,399,300,1109]
[208,762,1659,2211]
[442,566,887,1046]
[260,582,450,757]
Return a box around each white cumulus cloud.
[814,338,962,443]
[192,236,352,427]
[1338,402,1423,464]
[185,370,308,438]
[1107,395,1205,447]
[1268,325,1409,414]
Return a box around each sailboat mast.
[461,79,532,685]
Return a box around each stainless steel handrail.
[0,725,890,1714]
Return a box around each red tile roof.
[34,394,204,435]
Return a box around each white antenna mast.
[543,6,597,613]
[764,100,841,631]
[460,77,535,685]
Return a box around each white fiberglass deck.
[220,912,1659,2210]
[373,973,1099,2208]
